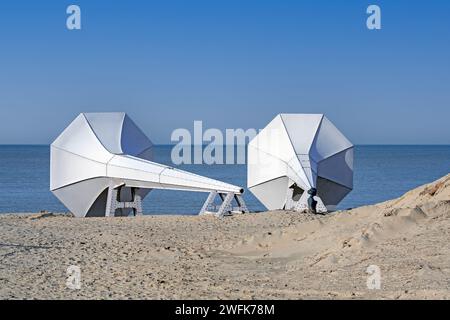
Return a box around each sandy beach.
[0,174,449,300]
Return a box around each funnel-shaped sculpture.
[248,114,353,213]
[51,113,247,217]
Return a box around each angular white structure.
[248,114,353,213]
[50,113,247,217]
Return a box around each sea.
[0,145,449,214]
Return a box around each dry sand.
[0,174,449,300]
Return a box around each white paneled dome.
[248,114,353,212]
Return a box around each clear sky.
[0,0,449,144]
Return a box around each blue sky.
[0,0,449,144]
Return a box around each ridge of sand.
[0,174,449,299]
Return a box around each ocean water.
[0,145,449,214]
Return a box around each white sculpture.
[50,113,247,217]
[247,114,353,213]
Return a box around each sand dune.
[0,174,449,299]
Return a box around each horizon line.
[0,143,449,147]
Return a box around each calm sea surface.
[0,145,449,214]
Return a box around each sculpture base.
[285,188,328,213]
[105,185,143,217]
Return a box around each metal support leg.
[284,187,295,210]
[234,194,249,213]
[216,192,234,217]
[293,192,310,212]
[105,187,117,217]
[199,191,217,215]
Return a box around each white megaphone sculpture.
[248,114,353,213]
[50,113,247,217]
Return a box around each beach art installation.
[247,114,353,213]
[50,113,248,217]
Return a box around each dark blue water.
[0,145,449,214]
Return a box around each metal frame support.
[199,191,249,217]
[105,185,143,217]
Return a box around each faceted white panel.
[317,148,354,188]
[247,144,290,188]
[53,178,110,218]
[120,115,153,156]
[50,147,107,190]
[249,115,298,164]
[84,112,126,154]
[316,177,352,208]
[309,116,353,162]
[249,176,290,211]
[280,114,323,155]
[52,114,113,163]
